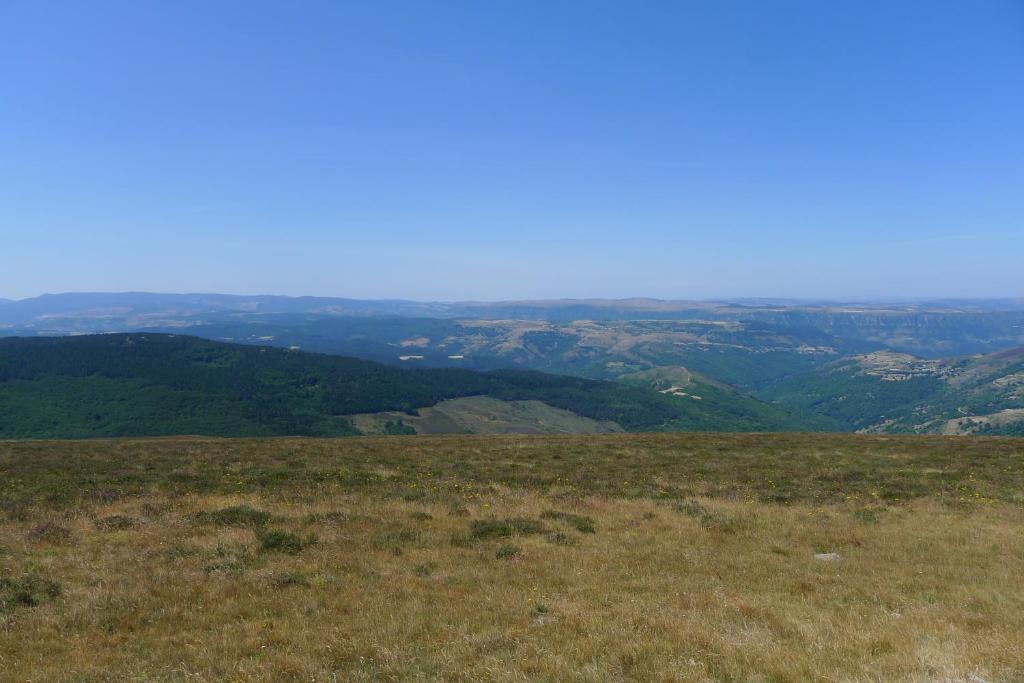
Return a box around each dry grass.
[1,434,1023,681]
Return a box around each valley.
[3,294,1024,436]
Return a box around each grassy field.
[1,433,1022,681]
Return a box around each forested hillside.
[0,334,810,438]
[759,349,1024,434]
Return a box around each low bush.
[196,505,271,527]
[257,528,316,554]
[0,574,62,612]
[495,543,521,559]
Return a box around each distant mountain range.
[5,292,1024,358]
[2,292,1024,437]
[3,290,1024,325]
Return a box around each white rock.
[814,552,840,561]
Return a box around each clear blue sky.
[2,1,1022,301]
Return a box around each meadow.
[1,433,1022,681]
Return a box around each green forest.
[0,334,809,438]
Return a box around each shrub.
[470,519,512,539]
[495,543,521,559]
[0,574,62,612]
[257,528,316,554]
[196,505,271,527]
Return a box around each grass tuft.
[0,574,62,612]
[495,543,521,559]
[470,517,545,540]
[195,505,271,527]
[95,514,135,531]
[257,528,316,554]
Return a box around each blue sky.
[2,1,1022,301]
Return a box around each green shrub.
[196,505,271,527]
[496,543,521,559]
[470,519,512,539]
[0,574,62,612]
[257,528,316,554]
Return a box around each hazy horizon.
[3,1,1023,300]
[2,289,1024,307]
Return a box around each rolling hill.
[0,334,812,438]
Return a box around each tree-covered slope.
[759,348,1024,434]
[0,334,813,438]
